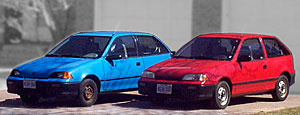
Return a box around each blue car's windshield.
[174,37,240,61]
[46,36,111,58]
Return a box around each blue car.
[7,31,171,106]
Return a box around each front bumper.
[7,79,80,98]
[138,80,215,100]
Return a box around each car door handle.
[136,62,141,66]
[263,65,267,69]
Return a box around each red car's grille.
[155,76,182,81]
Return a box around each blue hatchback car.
[7,31,171,106]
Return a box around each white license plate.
[23,80,36,89]
[157,84,172,94]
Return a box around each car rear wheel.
[20,95,40,104]
[210,81,231,109]
[78,79,99,106]
[272,75,289,101]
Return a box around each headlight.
[141,71,155,78]
[50,72,73,79]
[182,74,208,81]
[10,69,20,76]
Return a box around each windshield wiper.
[46,54,62,57]
[60,54,82,58]
[172,55,191,59]
[191,56,215,60]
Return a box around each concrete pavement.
[0,90,299,114]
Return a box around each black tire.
[272,75,289,101]
[210,81,231,109]
[20,95,40,104]
[78,79,99,107]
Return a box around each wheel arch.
[218,77,232,93]
[83,75,101,92]
[281,71,291,84]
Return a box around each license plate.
[157,84,172,94]
[23,80,36,89]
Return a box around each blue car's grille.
[14,75,48,79]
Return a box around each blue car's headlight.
[10,69,21,77]
[50,72,73,79]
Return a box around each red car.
[138,33,295,109]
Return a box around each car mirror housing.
[171,51,176,56]
[237,55,252,62]
[106,54,123,60]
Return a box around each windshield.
[174,37,240,61]
[46,36,111,58]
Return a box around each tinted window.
[175,37,240,61]
[263,38,290,58]
[136,36,169,56]
[238,38,264,60]
[107,36,137,58]
[47,36,111,58]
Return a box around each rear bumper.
[7,79,80,98]
[290,73,295,86]
[138,80,215,100]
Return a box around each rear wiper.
[46,54,61,57]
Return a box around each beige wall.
[94,0,192,51]
[222,0,300,94]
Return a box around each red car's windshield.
[174,37,240,61]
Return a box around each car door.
[102,35,144,91]
[135,35,171,69]
[234,38,269,94]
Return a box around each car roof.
[197,33,275,40]
[73,31,153,37]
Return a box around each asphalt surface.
[0,70,300,114]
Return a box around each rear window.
[262,38,290,58]
[136,36,169,56]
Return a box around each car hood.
[15,57,94,78]
[147,58,232,79]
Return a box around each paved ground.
[0,90,300,114]
[1,70,300,114]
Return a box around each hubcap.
[278,80,287,98]
[217,86,228,106]
[84,85,94,100]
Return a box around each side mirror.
[237,55,252,62]
[171,51,176,56]
[106,54,123,60]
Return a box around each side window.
[238,38,264,60]
[136,36,169,56]
[263,38,290,58]
[107,36,137,58]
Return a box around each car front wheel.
[210,81,231,109]
[78,79,99,106]
[272,75,289,101]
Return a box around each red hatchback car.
[138,33,295,109]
